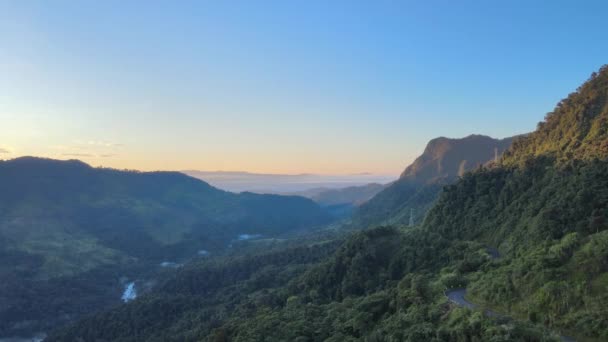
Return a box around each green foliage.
[418,66,608,339]
[355,135,513,228]
[23,66,608,341]
[503,65,608,166]
[0,157,332,336]
[354,180,443,227]
[47,240,342,341]
[48,226,561,342]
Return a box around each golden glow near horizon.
[3,1,590,176]
[0,142,408,176]
[0,107,414,176]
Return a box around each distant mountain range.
[290,183,386,207]
[355,134,515,226]
[183,170,395,193]
[283,183,387,219]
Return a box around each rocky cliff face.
[400,134,514,183]
[355,134,515,226]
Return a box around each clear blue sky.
[1,0,606,174]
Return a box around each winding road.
[445,247,575,342]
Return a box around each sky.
[1,1,607,175]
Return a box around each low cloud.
[61,152,117,158]
[53,140,123,159]
[49,145,69,150]
[0,148,9,154]
[79,140,123,148]
[62,153,94,157]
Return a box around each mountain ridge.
[0,156,332,337]
[401,134,514,182]
[355,134,515,227]
[502,65,608,166]
[47,65,608,342]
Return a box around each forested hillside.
[0,157,331,337]
[355,134,514,227]
[50,227,562,342]
[423,67,608,339]
[300,183,386,207]
[502,66,608,166]
[293,183,387,219]
[50,66,608,342]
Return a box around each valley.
[41,65,608,341]
[1,3,607,340]
[0,158,333,338]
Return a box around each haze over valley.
[2,2,608,341]
[183,170,394,195]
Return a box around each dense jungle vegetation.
[0,157,332,337]
[49,66,608,341]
